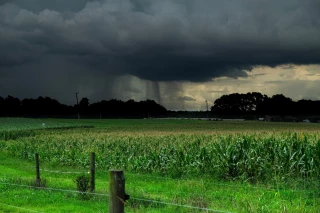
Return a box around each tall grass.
[0,130,36,140]
[2,132,319,182]
[0,117,93,131]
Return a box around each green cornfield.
[1,118,320,212]
[1,119,319,183]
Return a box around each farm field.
[0,118,319,212]
[0,118,94,131]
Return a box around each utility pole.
[76,92,80,119]
[206,100,209,120]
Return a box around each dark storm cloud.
[0,0,99,12]
[1,0,320,83]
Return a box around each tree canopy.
[0,96,167,118]
[211,92,320,115]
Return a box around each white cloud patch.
[161,65,320,110]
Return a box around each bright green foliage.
[0,117,93,131]
[1,118,320,212]
[75,174,91,200]
[0,130,35,140]
[0,151,319,213]
[0,118,93,140]
[2,131,320,182]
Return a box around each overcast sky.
[0,0,319,110]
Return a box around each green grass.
[1,118,320,212]
[0,117,93,131]
[44,118,320,133]
[1,153,319,213]
[0,118,93,140]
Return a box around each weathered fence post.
[90,152,95,192]
[35,153,41,187]
[109,170,126,213]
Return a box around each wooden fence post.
[90,152,95,192]
[109,170,125,213]
[35,153,41,187]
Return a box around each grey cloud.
[0,0,14,5]
[178,96,196,101]
[0,55,121,104]
[1,0,98,12]
[265,80,320,101]
[1,0,320,108]
[280,65,296,70]
[306,73,320,77]
[1,0,320,83]
[305,65,320,74]
[265,80,288,84]
[124,86,141,94]
[250,73,267,77]
[208,90,229,94]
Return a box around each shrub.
[75,174,90,200]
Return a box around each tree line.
[0,92,319,118]
[211,92,320,115]
[0,96,167,118]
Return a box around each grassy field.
[0,118,94,131]
[0,118,319,212]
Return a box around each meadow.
[0,118,319,212]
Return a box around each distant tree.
[79,97,89,115]
[296,99,320,115]
[0,96,4,116]
[211,92,268,114]
[247,92,268,111]
[4,96,21,116]
[141,99,167,117]
[1,92,320,118]
[79,97,89,107]
[211,92,308,116]
[258,94,294,115]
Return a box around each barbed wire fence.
[125,173,315,192]
[0,182,235,213]
[39,168,84,174]
[1,152,318,213]
[0,202,45,213]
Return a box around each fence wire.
[130,196,235,213]
[39,168,84,174]
[0,182,109,197]
[1,182,235,213]
[0,165,86,175]
[2,163,314,194]
[126,173,314,192]
[0,202,45,213]
[2,164,313,193]
[1,164,315,213]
